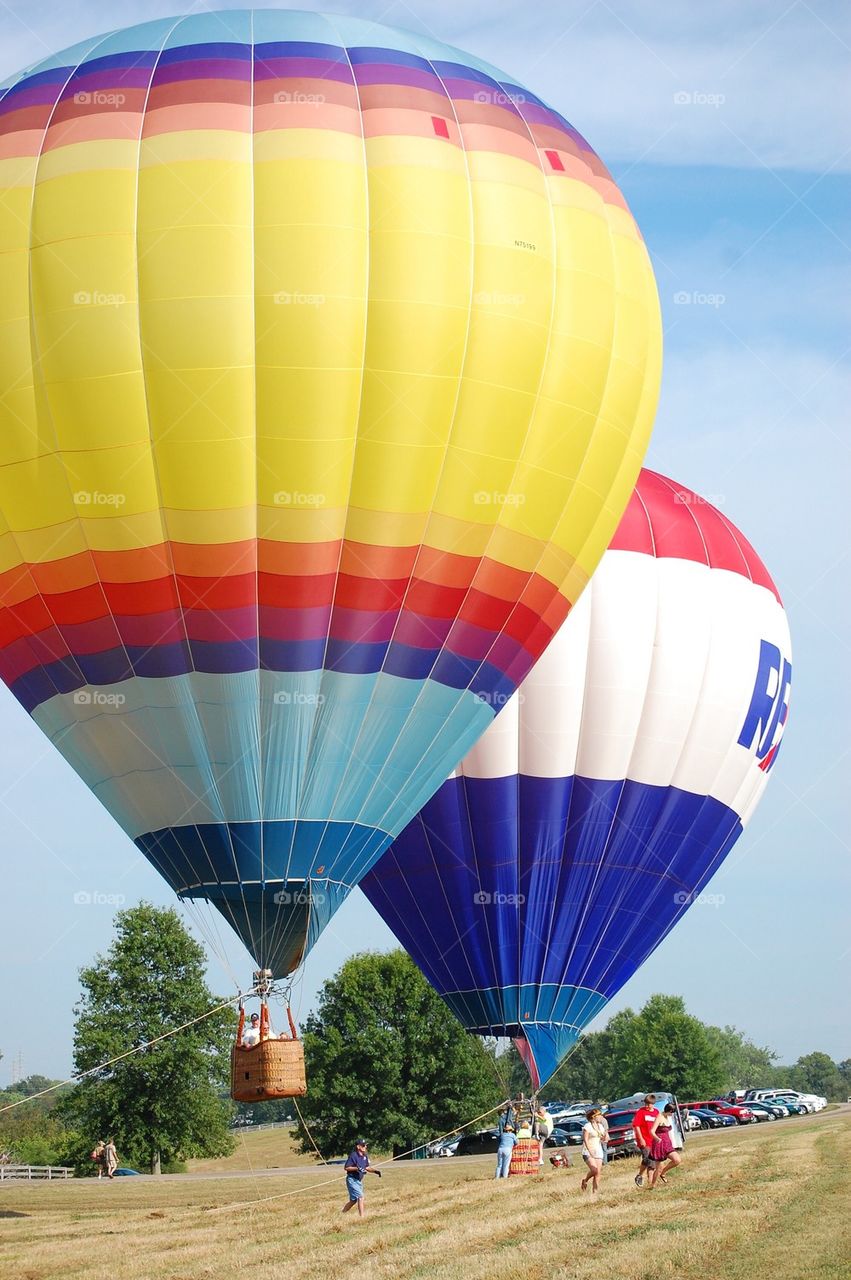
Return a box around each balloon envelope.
[0,11,660,975]
[362,470,792,1086]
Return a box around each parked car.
[113,1167,141,1177]
[597,1110,640,1157]
[689,1108,729,1129]
[736,1102,771,1121]
[454,1129,501,1157]
[431,1135,461,1157]
[684,1099,755,1124]
[738,1102,778,1121]
[771,1098,807,1115]
[548,1119,584,1145]
[746,1089,826,1111]
[680,1109,703,1132]
[545,1128,575,1149]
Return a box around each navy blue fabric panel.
[363,773,743,1080]
[136,819,391,976]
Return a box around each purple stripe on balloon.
[153,58,253,84]
[353,64,445,92]
[253,57,353,83]
[0,83,65,113]
[259,605,333,642]
[63,67,154,93]
[391,612,453,650]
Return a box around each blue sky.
[0,1,848,1083]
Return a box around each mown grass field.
[1,1109,848,1280]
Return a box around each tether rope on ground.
[0,991,250,1115]
[207,1096,513,1214]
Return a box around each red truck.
[684,1099,755,1124]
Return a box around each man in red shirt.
[632,1093,659,1187]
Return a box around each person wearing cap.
[242,1012,262,1047]
[342,1138,381,1218]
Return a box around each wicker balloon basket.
[509,1137,543,1175]
[231,1037,307,1102]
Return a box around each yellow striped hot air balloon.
[0,9,661,978]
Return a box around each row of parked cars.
[431,1087,827,1160]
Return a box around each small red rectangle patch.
[545,149,565,171]
[431,115,450,138]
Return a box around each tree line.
[0,906,846,1171]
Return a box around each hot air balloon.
[362,470,792,1089]
[0,10,660,1012]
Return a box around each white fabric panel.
[518,585,591,780]
[449,548,791,822]
[574,553,659,780]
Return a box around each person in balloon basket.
[343,1139,381,1218]
[242,1012,262,1047]
[494,1123,517,1179]
[633,1094,660,1187]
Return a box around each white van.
[747,1089,825,1112]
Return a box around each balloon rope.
[292,1095,325,1163]
[0,991,248,1114]
[207,1096,513,1214]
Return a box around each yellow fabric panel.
[35,139,138,182]
[253,155,365,228]
[348,439,449,512]
[352,369,461,448]
[38,374,151,455]
[154,435,257,512]
[469,180,553,259]
[30,169,136,245]
[136,155,250,229]
[364,135,468,178]
[366,163,469,236]
[253,142,367,543]
[256,435,358,512]
[252,128,365,167]
[259,504,346,544]
[255,368,363,440]
[136,147,254,521]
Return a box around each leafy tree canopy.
[296,950,503,1157]
[59,903,235,1174]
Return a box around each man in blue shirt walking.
[342,1138,382,1218]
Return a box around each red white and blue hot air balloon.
[362,469,792,1088]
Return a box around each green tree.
[296,951,502,1157]
[789,1052,843,1099]
[59,903,235,1174]
[609,994,724,1099]
[703,1024,778,1091]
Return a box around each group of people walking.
[494,1093,683,1194]
[581,1093,682,1194]
[90,1137,118,1179]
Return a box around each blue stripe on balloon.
[12,639,520,714]
[361,774,744,1084]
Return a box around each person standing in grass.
[494,1123,517,1178]
[342,1138,381,1219]
[579,1108,606,1194]
[648,1105,682,1187]
[633,1093,660,1187]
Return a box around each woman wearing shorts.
[580,1108,606,1194]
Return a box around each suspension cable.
[0,991,250,1115]
[207,1096,513,1214]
